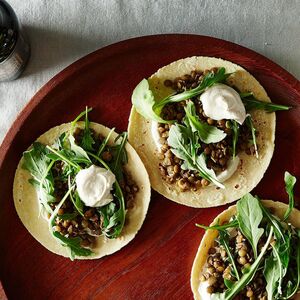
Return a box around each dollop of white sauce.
[200,83,246,125]
[75,165,116,207]
[217,155,240,183]
[198,281,212,300]
[151,121,164,151]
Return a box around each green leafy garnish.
[97,187,125,239]
[81,107,95,151]
[53,232,93,259]
[132,68,231,123]
[46,146,81,170]
[245,115,258,158]
[167,122,224,188]
[230,120,239,158]
[131,79,167,123]
[240,93,291,112]
[236,194,264,258]
[280,230,300,299]
[97,127,115,157]
[68,176,84,217]
[111,132,128,181]
[196,218,238,231]
[264,248,282,300]
[58,212,78,220]
[283,171,297,221]
[184,101,226,144]
[156,67,231,110]
[48,184,91,260]
[219,230,240,280]
[98,202,117,228]
[22,142,55,213]
[69,134,91,164]
[70,107,93,133]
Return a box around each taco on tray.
[13,108,151,260]
[129,56,290,207]
[191,172,300,300]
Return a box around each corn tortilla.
[128,56,275,207]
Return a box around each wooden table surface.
[0,34,299,299]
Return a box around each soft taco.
[191,172,300,300]
[13,108,151,260]
[128,56,290,207]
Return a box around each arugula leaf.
[219,230,240,280]
[68,176,84,217]
[69,134,92,164]
[22,142,55,213]
[196,219,238,231]
[224,279,234,290]
[108,182,126,238]
[52,132,67,150]
[48,184,92,260]
[70,191,84,217]
[81,106,95,151]
[58,212,78,220]
[53,232,93,259]
[97,127,115,157]
[167,123,224,188]
[132,79,167,123]
[240,93,291,112]
[259,197,291,283]
[264,250,281,300]
[98,202,117,228]
[211,227,274,300]
[23,142,53,188]
[97,199,125,239]
[132,68,231,123]
[70,107,93,133]
[184,101,226,143]
[280,230,300,299]
[111,132,128,182]
[258,198,286,241]
[283,171,296,221]
[245,115,258,158]
[156,67,231,109]
[230,120,239,158]
[236,194,264,258]
[46,146,82,170]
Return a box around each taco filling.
[18,108,143,260]
[132,66,290,191]
[192,172,300,300]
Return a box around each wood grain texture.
[0,35,299,300]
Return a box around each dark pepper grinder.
[0,0,30,81]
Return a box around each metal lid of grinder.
[0,0,30,82]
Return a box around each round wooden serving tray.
[0,34,299,299]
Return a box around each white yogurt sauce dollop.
[217,155,240,183]
[75,165,116,207]
[198,281,212,300]
[200,83,246,125]
[151,121,165,151]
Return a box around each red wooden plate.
[0,34,299,300]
